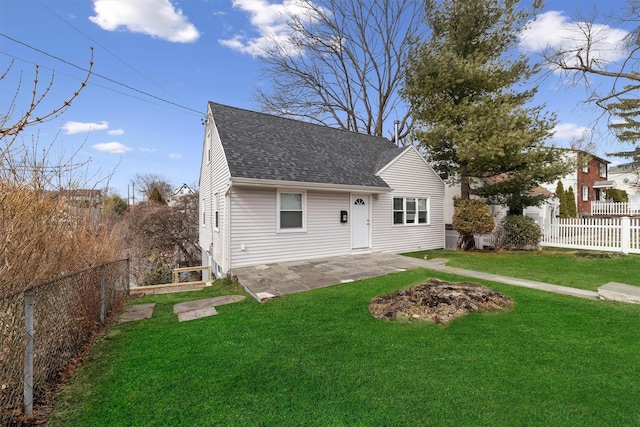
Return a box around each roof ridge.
[207,101,395,144]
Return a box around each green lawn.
[405,248,640,291]
[50,267,640,426]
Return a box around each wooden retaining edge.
[129,280,212,296]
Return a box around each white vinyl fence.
[540,217,640,254]
[591,201,640,216]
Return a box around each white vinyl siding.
[199,111,231,275]
[374,147,444,252]
[229,188,351,268]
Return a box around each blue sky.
[0,0,635,199]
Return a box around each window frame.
[202,197,206,226]
[213,193,219,231]
[599,163,607,178]
[582,185,589,202]
[393,196,430,226]
[277,189,307,232]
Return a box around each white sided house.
[199,102,445,279]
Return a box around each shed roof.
[208,102,403,189]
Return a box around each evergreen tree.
[403,0,570,211]
[555,180,568,218]
[566,186,577,218]
[608,95,640,146]
[105,194,128,216]
[149,187,166,205]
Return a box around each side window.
[202,198,206,225]
[214,193,219,230]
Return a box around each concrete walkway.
[421,258,600,300]
[232,252,630,302]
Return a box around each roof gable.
[208,102,403,189]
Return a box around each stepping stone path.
[117,303,156,323]
[117,295,246,323]
[173,295,246,322]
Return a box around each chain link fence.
[0,258,129,426]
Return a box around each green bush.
[452,198,495,250]
[142,264,172,286]
[496,215,542,249]
[605,188,628,203]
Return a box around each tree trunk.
[457,232,476,251]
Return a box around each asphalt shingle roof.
[209,102,403,188]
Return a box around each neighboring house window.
[278,190,305,231]
[393,197,429,225]
[599,163,607,178]
[214,193,219,231]
[582,186,589,202]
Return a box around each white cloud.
[520,11,628,69]
[62,120,109,134]
[219,0,324,57]
[552,123,591,141]
[90,0,200,43]
[139,147,157,153]
[92,142,133,154]
[168,153,183,159]
[107,128,124,136]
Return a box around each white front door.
[351,195,370,249]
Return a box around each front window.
[393,197,429,225]
[582,185,589,202]
[278,191,305,231]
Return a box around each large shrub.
[495,215,542,250]
[452,198,495,251]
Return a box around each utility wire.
[34,0,183,104]
[0,33,204,116]
[0,51,167,109]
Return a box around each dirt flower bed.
[369,279,514,324]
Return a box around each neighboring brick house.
[577,151,612,215]
[540,150,612,217]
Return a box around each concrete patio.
[232,252,433,301]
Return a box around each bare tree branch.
[0,48,94,138]
[254,0,425,144]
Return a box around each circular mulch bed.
[369,279,514,324]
